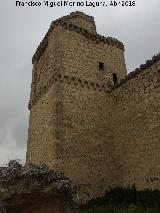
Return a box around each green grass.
[79,187,160,213]
[80,204,157,213]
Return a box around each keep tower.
[27,11,127,201]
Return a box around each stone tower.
[27,11,127,201]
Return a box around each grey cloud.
[11,114,29,149]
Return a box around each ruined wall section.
[10,194,71,213]
[111,58,160,190]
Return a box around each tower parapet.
[60,11,97,34]
[32,11,124,65]
[113,53,160,89]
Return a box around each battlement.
[59,11,96,34]
[113,53,160,89]
[68,11,95,22]
[32,11,124,63]
[29,53,160,107]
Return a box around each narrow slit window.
[113,73,118,85]
[99,62,104,71]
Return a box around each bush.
[80,186,160,213]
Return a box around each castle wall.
[27,26,65,166]
[47,27,128,201]
[27,85,57,166]
[32,26,64,93]
[56,81,117,202]
[27,22,127,201]
[61,27,126,85]
[112,60,160,190]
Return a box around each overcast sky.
[0,0,159,166]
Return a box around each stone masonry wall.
[31,26,64,95]
[50,24,127,201]
[27,85,56,166]
[27,26,65,166]
[26,12,160,204]
[112,59,160,190]
[56,82,116,202]
[61,26,127,85]
[27,13,127,202]
[63,11,97,34]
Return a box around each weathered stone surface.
[112,58,160,191]
[26,11,160,204]
[0,161,78,212]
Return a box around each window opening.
[99,62,104,71]
[113,73,118,85]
